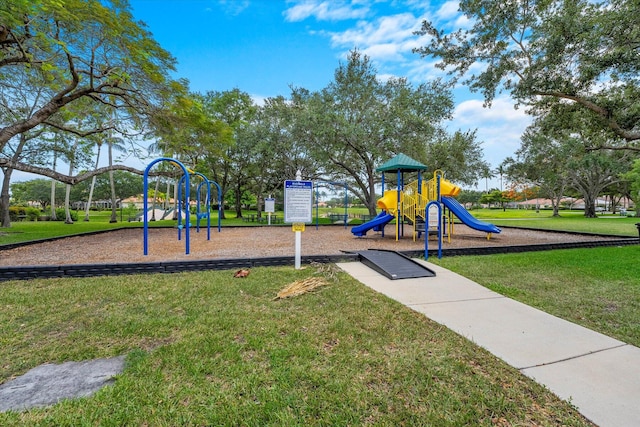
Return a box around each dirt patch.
[0,224,625,267]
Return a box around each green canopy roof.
[376,153,427,173]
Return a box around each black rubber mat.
[357,249,436,280]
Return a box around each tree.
[479,189,509,209]
[0,0,184,182]
[479,165,494,193]
[620,159,640,217]
[10,179,64,210]
[495,165,506,191]
[70,170,142,205]
[457,189,484,208]
[239,96,317,218]
[292,50,480,215]
[199,89,256,219]
[424,129,490,186]
[414,0,640,149]
[502,125,573,217]
[568,147,631,218]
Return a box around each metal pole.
[295,170,302,269]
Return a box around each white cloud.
[405,58,448,83]
[454,14,472,29]
[284,0,370,22]
[449,97,532,169]
[362,43,403,61]
[329,13,418,47]
[435,0,459,20]
[217,0,250,16]
[433,1,473,30]
[453,98,527,125]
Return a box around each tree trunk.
[64,147,76,224]
[108,141,117,223]
[84,175,97,221]
[234,185,243,218]
[84,144,101,221]
[64,183,73,224]
[165,180,171,209]
[50,151,58,221]
[150,178,160,221]
[583,194,598,218]
[256,195,263,219]
[367,171,378,216]
[552,197,561,217]
[1,167,13,227]
[1,133,35,227]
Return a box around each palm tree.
[107,133,126,223]
[495,164,506,192]
[83,136,103,221]
[480,166,494,193]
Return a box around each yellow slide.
[439,178,461,197]
[377,178,459,213]
[377,190,400,213]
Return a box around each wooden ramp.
[357,250,436,280]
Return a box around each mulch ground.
[0,223,627,267]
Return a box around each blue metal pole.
[209,179,222,232]
[343,183,348,229]
[143,165,150,255]
[177,175,184,241]
[380,173,385,237]
[144,157,190,255]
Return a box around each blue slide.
[441,196,501,234]
[351,212,394,237]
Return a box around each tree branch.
[42,120,116,137]
[0,158,173,185]
[534,90,640,142]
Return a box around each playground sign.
[265,197,275,213]
[428,203,440,228]
[284,180,313,223]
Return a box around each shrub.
[7,206,41,221]
[53,208,79,222]
[26,207,40,221]
[8,206,27,221]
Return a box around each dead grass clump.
[274,277,329,300]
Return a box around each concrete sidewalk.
[337,260,640,427]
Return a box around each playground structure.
[351,153,501,244]
[143,157,221,256]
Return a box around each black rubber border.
[0,254,359,282]
[0,225,637,282]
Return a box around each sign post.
[265,196,275,225]
[284,171,313,269]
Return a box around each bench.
[329,214,347,223]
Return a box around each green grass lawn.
[1,207,637,424]
[0,265,592,425]
[469,208,639,236]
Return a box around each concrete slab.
[522,345,640,427]
[0,356,125,412]
[411,296,625,369]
